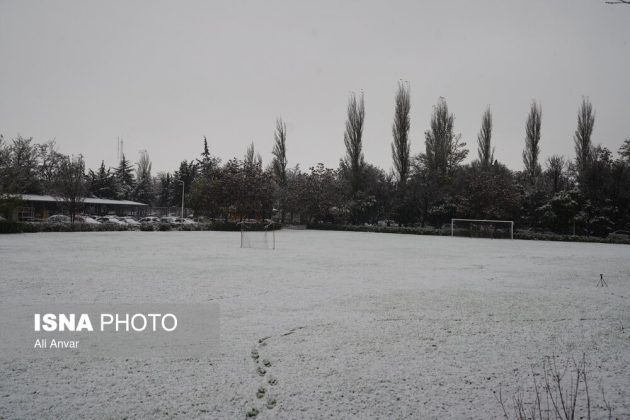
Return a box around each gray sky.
[1,0,629,174]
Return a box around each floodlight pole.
[179,180,185,231]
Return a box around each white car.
[176,218,197,225]
[97,216,126,225]
[161,216,180,226]
[75,215,100,224]
[139,216,161,224]
[47,214,72,224]
[121,217,141,226]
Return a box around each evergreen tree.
[574,97,595,186]
[272,118,288,222]
[477,107,494,169]
[523,101,542,182]
[133,151,153,204]
[88,161,116,199]
[272,118,288,187]
[114,154,135,200]
[391,81,411,187]
[340,91,366,195]
[196,136,220,176]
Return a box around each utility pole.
[179,180,185,231]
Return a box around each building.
[14,194,148,221]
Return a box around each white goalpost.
[451,218,514,239]
[240,222,276,250]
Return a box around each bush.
[157,223,172,231]
[305,223,630,245]
[0,221,134,234]
[495,353,614,420]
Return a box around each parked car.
[139,216,161,224]
[161,216,181,226]
[608,230,630,240]
[47,214,72,224]
[75,215,100,224]
[97,216,126,225]
[121,217,141,226]
[174,217,197,225]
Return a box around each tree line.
[1,84,629,235]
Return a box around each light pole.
[179,180,185,231]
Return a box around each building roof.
[17,194,148,206]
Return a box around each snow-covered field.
[1,230,629,419]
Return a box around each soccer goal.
[451,219,514,239]
[240,221,276,250]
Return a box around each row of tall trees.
[2,89,629,235]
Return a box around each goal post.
[451,218,514,239]
[239,221,276,250]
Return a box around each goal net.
[450,219,514,239]
[240,222,276,250]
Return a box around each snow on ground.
[0,230,629,419]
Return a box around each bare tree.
[545,155,566,194]
[340,91,366,194]
[134,150,153,204]
[391,81,411,187]
[477,107,494,169]
[574,97,595,183]
[244,142,262,168]
[523,101,542,181]
[272,118,288,187]
[422,97,468,176]
[54,155,87,223]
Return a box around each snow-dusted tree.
[272,118,288,222]
[155,172,172,207]
[574,97,595,184]
[37,140,65,193]
[477,107,494,169]
[340,91,366,195]
[391,81,411,187]
[53,155,87,223]
[133,150,153,204]
[421,98,468,177]
[171,160,197,210]
[272,118,288,187]
[544,155,567,195]
[88,161,117,199]
[114,154,135,200]
[619,138,630,162]
[244,142,262,168]
[5,135,42,194]
[196,136,220,176]
[523,101,542,182]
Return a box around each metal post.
[179,180,185,231]
[451,219,454,237]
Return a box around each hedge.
[0,221,281,234]
[305,223,630,245]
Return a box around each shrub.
[495,353,614,420]
[304,223,630,245]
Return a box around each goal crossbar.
[451,218,514,239]
[240,222,276,250]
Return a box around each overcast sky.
[1,0,629,174]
